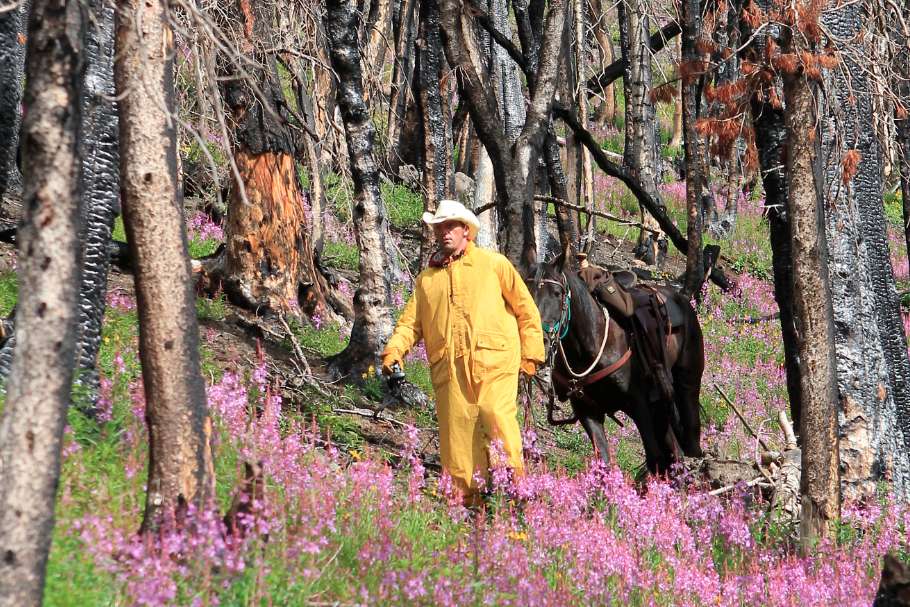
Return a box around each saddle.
[577,263,681,402]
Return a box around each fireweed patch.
[45,355,909,606]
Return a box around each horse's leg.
[670,317,705,458]
[626,398,665,475]
[673,367,704,457]
[577,411,611,465]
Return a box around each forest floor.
[7,174,910,605]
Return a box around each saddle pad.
[630,287,687,328]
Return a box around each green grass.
[113,216,222,260]
[196,293,227,322]
[325,171,424,230]
[322,241,360,271]
[287,316,349,358]
[0,271,17,316]
[885,191,904,228]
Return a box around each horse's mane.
[564,268,601,327]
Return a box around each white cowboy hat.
[422,199,481,239]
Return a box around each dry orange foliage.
[842,149,862,185]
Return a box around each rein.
[527,267,633,427]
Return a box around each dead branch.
[712,382,772,453]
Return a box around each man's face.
[433,220,469,255]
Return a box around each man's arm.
[381,294,421,372]
[495,256,545,366]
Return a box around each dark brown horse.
[526,251,704,474]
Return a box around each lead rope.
[557,305,611,378]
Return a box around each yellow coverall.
[382,242,544,498]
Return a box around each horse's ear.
[553,241,572,273]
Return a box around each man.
[381,200,544,504]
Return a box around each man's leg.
[475,370,524,476]
[439,360,483,503]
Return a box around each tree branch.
[439,0,507,164]
[553,102,734,290]
[465,0,528,72]
[585,21,681,99]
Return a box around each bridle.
[525,267,633,426]
[529,270,611,377]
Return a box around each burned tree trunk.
[325,0,393,379]
[679,0,705,299]
[819,4,910,499]
[0,0,28,216]
[590,0,617,125]
[752,100,803,433]
[782,64,840,546]
[416,0,454,266]
[386,0,418,175]
[220,0,327,314]
[618,0,665,265]
[440,0,567,266]
[0,0,84,601]
[115,0,214,531]
[74,0,119,407]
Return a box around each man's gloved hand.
[381,354,403,376]
[520,359,537,376]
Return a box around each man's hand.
[382,355,403,376]
[520,359,537,377]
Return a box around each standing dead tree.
[0,0,84,601]
[324,0,394,379]
[439,0,567,267]
[212,0,330,314]
[115,0,214,531]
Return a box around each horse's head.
[524,248,572,361]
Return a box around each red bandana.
[429,247,466,268]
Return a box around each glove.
[520,359,537,376]
[381,354,403,376]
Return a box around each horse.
[525,250,705,475]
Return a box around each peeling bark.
[325,0,394,379]
[115,0,214,531]
[782,64,840,546]
[0,0,84,601]
[220,0,328,314]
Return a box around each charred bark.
[0,0,84,601]
[325,0,394,379]
[74,0,119,408]
[115,0,214,531]
[820,4,910,499]
[386,0,418,175]
[219,0,328,314]
[680,0,705,299]
[440,0,567,266]
[617,0,665,265]
[416,0,454,266]
[0,0,28,215]
[751,100,803,432]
